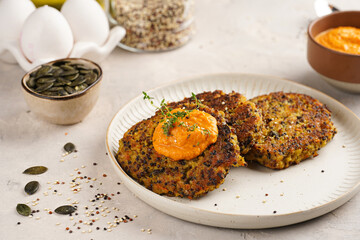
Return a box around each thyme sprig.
[143,92,206,136]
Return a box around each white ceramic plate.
[106,73,360,229]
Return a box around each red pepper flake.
[92,219,95,222]
[103,174,107,177]
[61,182,65,184]
[79,220,83,223]
[56,181,60,184]
[69,230,73,234]
[96,211,99,214]
[36,198,40,201]
[77,227,80,230]
[80,177,83,179]
[77,172,81,174]
[66,227,69,231]
[123,220,128,223]
[129,218,133,221]
[65,132,68,136]
[108,197,111,200]
[111,194,114,196]
[265,194,268,196]
[49,211,53,214]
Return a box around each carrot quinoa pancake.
[116,101,245,199]
[177,90,263,155]
[246,92,337,169]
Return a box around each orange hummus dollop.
[152,108,218,161]
[315,26,360,55]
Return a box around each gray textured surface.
[1,0,359,239]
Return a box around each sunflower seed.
[23,166,48,175]
[25,181,39,195]
[55,205,76,215]
[16,204,32,216]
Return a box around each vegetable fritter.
[116,103,245,199]
[247,92,337,169]
[178,90,263,154]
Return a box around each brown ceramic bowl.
[307,11,360,93]
[21,58,102,125]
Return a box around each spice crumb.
[273,211,277,214]
[222,188,227,191]
[236,195,240,199]
[17,222,21,225]
[321,170,325,173]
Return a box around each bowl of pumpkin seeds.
[21,58,102,125]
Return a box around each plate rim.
[105,73,360,228]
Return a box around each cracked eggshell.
[0,0,35,42]
[20,5,74,63]
[61,0,109,46]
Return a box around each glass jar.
[109,0,195,52]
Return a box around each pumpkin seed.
[74,83,88,91]
[64,73,79,81]
[23,166,48,175]
[16,204,32,216]
[48,86,65,92]
[55,205,76,215]
[64,86,76,94]
[24,181,39,195]
[58,89,69,96]
[26,77,36,88]
[85,72,97,85]
[35,82,53,92]
[60,70,78,77]
[36,77,56,84]
[41,91,59,96]
[64,142,76,153]
[35,65,52,78]
[28,62,98,96]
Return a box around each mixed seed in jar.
[26,61,99,97]
[111,0,195,52]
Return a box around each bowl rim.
[21,58,103,101]
[307,10,360,58]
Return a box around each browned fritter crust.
[247,92,337,169]
[116,103,244,199]
[178,90,263,154]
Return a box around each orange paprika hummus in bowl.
[307,11,360,93]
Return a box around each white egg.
[0,0,35,42]
[61,0,109,46]
[20,5,74,63]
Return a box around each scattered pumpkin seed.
[16,204,31,216]
[23,166,48,175]
[24,181,39,195]
[26,62,99,97]
[64,142,76,153]
[55,205,76,215]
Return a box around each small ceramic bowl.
[21,58,102,125]
[307,11,360,93]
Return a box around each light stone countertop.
[1,0,360,239]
